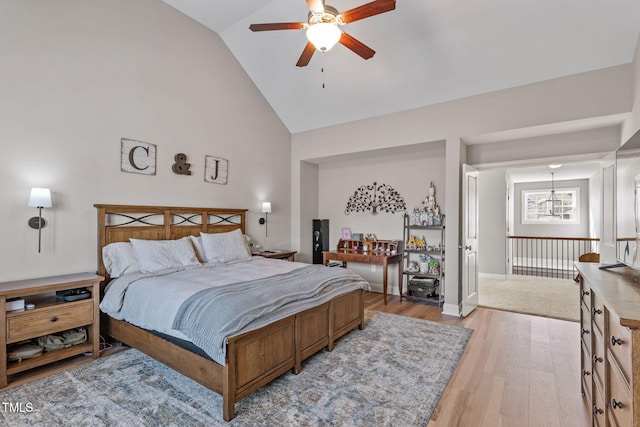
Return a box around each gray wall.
[478,170,507,276]
[0,0,291,281]
[316,141,446,294]
[513,179,590,237]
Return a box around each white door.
[462,164,479,316]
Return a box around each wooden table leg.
[398,259,403,300]
[383,260,388,305]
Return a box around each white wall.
[623,34,640,141]
[316,141,446,294]
[467,126,621,166]
[0,1,291,281]
[589,172,602,240]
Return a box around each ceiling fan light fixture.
[306,23,341,51]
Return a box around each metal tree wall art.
[344,182,406,215]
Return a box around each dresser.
[576,262,640,427]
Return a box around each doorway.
[476,162,602,321]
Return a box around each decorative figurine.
[412,207,421,226]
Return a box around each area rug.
[0,311,472,426]
[479,275,579,321]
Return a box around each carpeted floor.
[479,275,579,321]
[0,311,473,426]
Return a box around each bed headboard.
[95,204,248,282]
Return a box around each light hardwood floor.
[364,293,590,427]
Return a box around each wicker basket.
[408,278,438,298]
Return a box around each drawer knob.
[582,370,591,376]
[611,399,623,410]
[593,406,603,415]
[611,336,622,346]
[582,290,590,296]
[50,316,58,322]
[592,307,602,316]
[593,355,603,363]
[581,328,590,335]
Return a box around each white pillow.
[102,242,140,277]
[129,237,201,273]
[188,235,207,263]
[201,229,251,263]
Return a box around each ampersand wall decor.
[344,182,406,215]
[172,153,192,175]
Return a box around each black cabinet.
[312,219,329,264]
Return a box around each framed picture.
[341,228,352,239]
[121,138,156,175]
[204,155,228,185]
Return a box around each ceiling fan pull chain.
[321,52,326,89]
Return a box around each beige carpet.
[479,275,579,321]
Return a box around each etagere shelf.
[401,213,445,306]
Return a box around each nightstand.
[254,250,297,261]
[0,273,103,388]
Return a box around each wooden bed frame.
[95,204,364,421]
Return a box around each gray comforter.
[173,264,368,364]
[100,257,368,364]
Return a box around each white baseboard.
[442,302,461,317]
[479,273,507,280]
[368,283,398,295]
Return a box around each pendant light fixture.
[545,172,561,217]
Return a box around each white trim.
[479,273,507,280]
[442,302,462,317]
[521,187,580,224]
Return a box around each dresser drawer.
[591,292,605,335]
[592,327,605,390]
[7,301,93,344]
[581,341,593,399]
[607,355,633,427]
[580,284,592,310]
[592,383,607,427]
[607,310,632,385]
[581,304,592,354]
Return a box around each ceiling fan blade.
[339,32,375,60]
[296,42,316,67]
[249,22,305,31]
[340,0,396,24]
[306,0,325,13]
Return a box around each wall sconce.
[259,202,272,237]
[28,188,52,253]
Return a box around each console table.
[323,239,403,305]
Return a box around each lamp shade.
[306,23,341,51]
[28,188,52,208]
[262,202,272,214]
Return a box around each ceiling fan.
[249,0,396,67]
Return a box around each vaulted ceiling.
[163,0,640,134]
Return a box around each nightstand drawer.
[7,301,93,344]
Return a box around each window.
[522,188,579,224]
